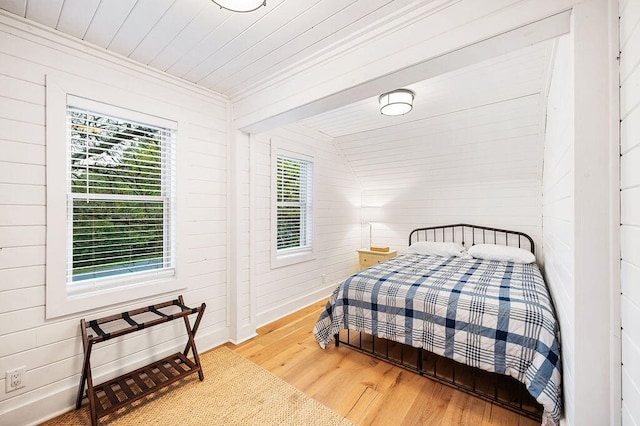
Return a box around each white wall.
[571,2,617,425]
[542,35,575,426]
[227,130,254,343]
[362,180,543,255]
[353,95,545,258]
[251,124,361,326]
[0,16,229,425]
[0,2,622,425]
[620,0,640,423]
[542,3,619,425]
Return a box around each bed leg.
[334,334,340,347]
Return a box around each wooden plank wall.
[251,124,361,326]
[0,17,229,424]
[620,0,640,423]
[351,94,545,258]
[541,35,575,426]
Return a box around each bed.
[313,224,562,426]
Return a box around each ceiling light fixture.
[379,89,414,116]
[211,0,266,12]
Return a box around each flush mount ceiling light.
[379,89,415,116]
[211,0,266,12]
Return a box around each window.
[45,74,184,318]
[274,152,314,262]
[66,101,176,296]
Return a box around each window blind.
[66,104,176,292]
[276,155,313,252]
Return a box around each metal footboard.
[335,330,543,422]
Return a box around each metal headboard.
[408,223,535,255]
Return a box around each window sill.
[271,251,316,269]
[46,273,185,319]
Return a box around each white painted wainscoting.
[0,16,229,425]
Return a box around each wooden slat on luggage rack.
[91,352,199,417]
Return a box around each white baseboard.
[227,321,258,346]
[197,327,231,354]
[228,332,259,346]
[2,283,340,426]
[1,328,229,426]
[256,281,337,327]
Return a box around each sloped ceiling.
[299,42,552,139]
[299,41,555,189]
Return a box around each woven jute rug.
[42,346,353,426]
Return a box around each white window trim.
[270,143,316,269]
[45,74,186,319]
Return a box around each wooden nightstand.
[357,248,397,270]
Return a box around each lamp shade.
[379,89,414,116]
[362,206,384,223]
[212,0,266,12]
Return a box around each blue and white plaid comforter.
[313,253,562,426]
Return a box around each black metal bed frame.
[335,223,542,421]
[408,223,535,254]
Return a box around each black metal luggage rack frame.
[76,295,206,426]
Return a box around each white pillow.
[468,244,535,264]
[407,241,466,258]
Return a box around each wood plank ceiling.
[0,0,430,100]
[301,41,556,189]
[299,42,553,138]
[0,0,554,157]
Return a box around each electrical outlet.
[5,367,25,393]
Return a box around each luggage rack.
[76,296,206,426]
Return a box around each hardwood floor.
[228,300,540,426]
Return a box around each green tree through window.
[276,154,313,253]
[67,106,175,284]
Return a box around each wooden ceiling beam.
[234,1,573,134]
